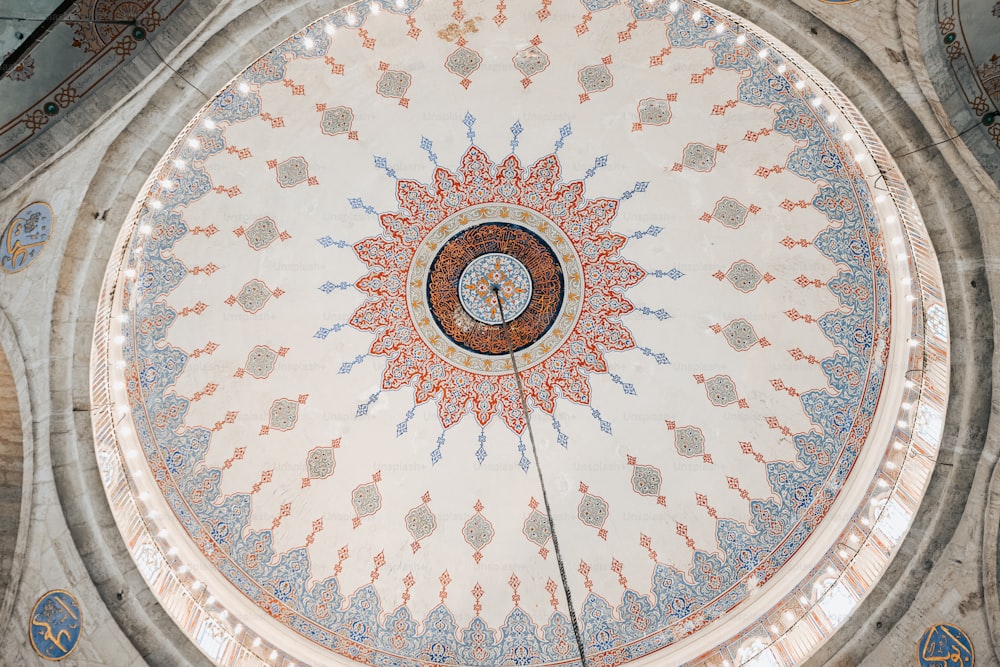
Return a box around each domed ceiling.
[91,1,949,665]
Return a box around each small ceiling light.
[114,335,125,344]
[238,82,250,94]
[324,22,336,35]
[370,2,380,13]
[203,118,215,130]
[303,37,315,49]
[173,158,185,169]
[347,12,359,25]
[139,224,152,234]
[396,0,406,7]
[795,80,805,90]
[187,138,200,149]
[736,34,746,44]
[160,179,173,189]
[827,113,837,123]
[669,1,679,11]
[150,200,163,210]
[252,638,261,648]
[811,98,822,107]
[691,10,702,21]
[777,64,787,73]
[124,269,136,278]
[715,23,725,33]
[758,48,769,58]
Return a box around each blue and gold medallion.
[918,623,974,667]
[1,202,53,273]
[29,590,82,661]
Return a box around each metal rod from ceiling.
[491,284,590,667]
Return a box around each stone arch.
[913,0,1000,188]
[984,457,1000,660]
[0,308,32,641]
[33,0,992,665]
[44,1,353,664]
[711,1,994,664]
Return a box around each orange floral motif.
[350,145,645,433]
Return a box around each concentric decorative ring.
[427,222,563,355]
[409,205,582,373]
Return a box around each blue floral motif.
[116,2,893,665]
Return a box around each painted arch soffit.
[91,1,949,666]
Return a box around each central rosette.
[428,222,563,354]
[350,145,644,432]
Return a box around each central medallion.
[426,221,564,356]
[458,253,532,324]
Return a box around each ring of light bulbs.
[91,1,949,665]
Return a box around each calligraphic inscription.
[1,202,53,273]
[29,590,82,661]
[918,623,974,667]
[426,222,564,355]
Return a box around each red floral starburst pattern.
[350,145,645,432]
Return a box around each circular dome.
[91,1,949,665]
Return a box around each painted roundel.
[1,201,52,273]
[427,222,564,354]
[93,1,949,666]
[458,252,534,324]
[28,590,82,661]
[918,624,974,666]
